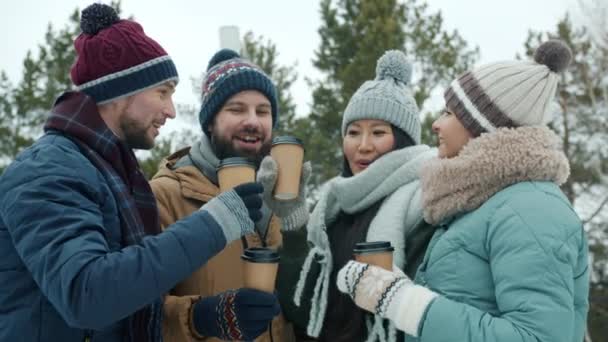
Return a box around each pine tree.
[0,1,191,179]
[299,0,478,191]
[139,137,175,179]
[0,72,17,173]
[242,31,298,136]
[0,2,123,173]
[139,103,200,179]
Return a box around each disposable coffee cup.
[353,241,394,271]
[241,247,280,293]
[216,157,256,192]
[270,136,304,201]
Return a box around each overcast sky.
[1,0,581,133]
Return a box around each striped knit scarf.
[44,91,163,342]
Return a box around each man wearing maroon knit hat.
[0,4,276,342]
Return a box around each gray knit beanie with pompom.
[341,50,421,144]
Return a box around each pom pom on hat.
[341,49,420,143]
[207,49,241,71]
[443,39,572,137]
[80,3,120,35]
[534,39,572,73]
[376,50,412,85]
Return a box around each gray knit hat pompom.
[376,50,412,85]
[534,40,572,73]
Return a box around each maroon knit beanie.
[70,3,178,104]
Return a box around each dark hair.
[341,125,416,177]
[320,125,416,341]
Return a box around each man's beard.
[120,115,154,150]
[210,128,271,167]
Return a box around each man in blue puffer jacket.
[0,4,279,342]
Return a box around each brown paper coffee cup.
[217,157,256,192]
[353,241,394,271]
[271,136,304,201]
[241,247,280,293]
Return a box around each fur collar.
[420,126,569,225]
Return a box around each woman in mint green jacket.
[335,40,589,342]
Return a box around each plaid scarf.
[44,91,163,342]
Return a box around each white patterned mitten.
[336,260,438,337]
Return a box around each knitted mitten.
[336,260,438,337]
[192,288,281,340]
[257,156,310,231]
[200,182,263,243]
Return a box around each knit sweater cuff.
[201,190,254,243]
[386,284,438,337]
[188,297,207,340]
[280,204,309,231]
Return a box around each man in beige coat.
[151,49,308,341]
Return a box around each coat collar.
[152,147,219,202]
[420,126,570,225]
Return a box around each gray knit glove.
[256,156,310,231]
[201,182,263,243]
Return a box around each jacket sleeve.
[150,178,215,341]
[163,295,207,341]
[418,199,585,342]
[149,176,189,231]
[0,146,228,331]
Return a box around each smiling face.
[103,81,176,150]
[432,107,473,158]
[207,90,273,163]
[343,119,395,175]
